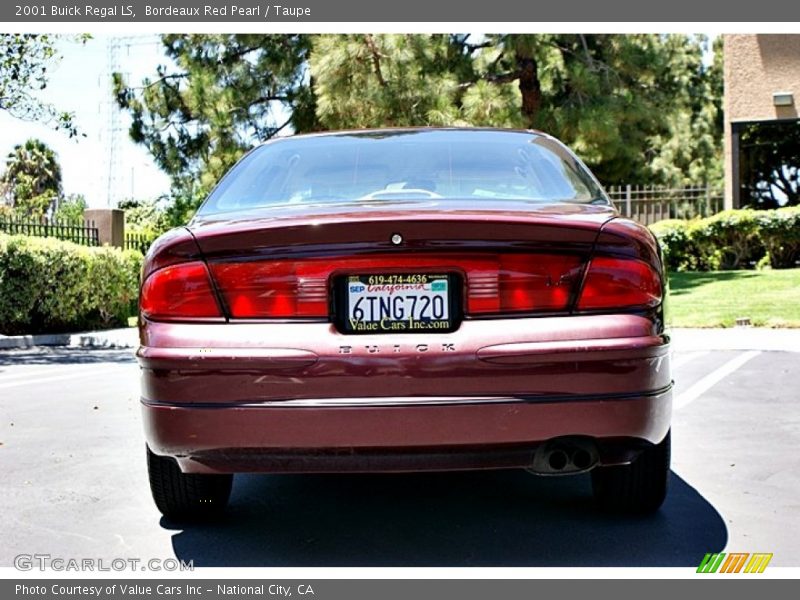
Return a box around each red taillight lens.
[140,261,222,320]
[465,254,583,314]
[211,261,329,318]
[209,253,583,319]
[577,257,662,310]
[141,254,661,320]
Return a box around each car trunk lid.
[181,201,616,322]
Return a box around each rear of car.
[138,129,672,520]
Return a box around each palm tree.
[0,138,62,217]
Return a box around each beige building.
[723,34,800,209]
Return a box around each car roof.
[265,126,551,144]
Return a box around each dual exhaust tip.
[528,438,599,475]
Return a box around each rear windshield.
[198,129,607,215]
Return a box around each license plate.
[342,273,454,333]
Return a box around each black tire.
[146,446,233,521]
[591,430,670,514]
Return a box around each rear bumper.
[138,313,671,474]
[142,388,672,473]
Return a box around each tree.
[118,197,170,235]
[113,34,317,223]
[311,34,472,128]
[0,34,85,137]
[117,34,724,221]
[310,34,723,187]
[644,35,723,187]
[53,194,87,224]
[0,138,63,218]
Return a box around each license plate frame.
[333,272,461,334]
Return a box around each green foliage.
[113,34,315,216]
[688,209,764,270]
[311,34,470,128]
[309,34,723,188]
[10,192,53,218]
[117,34,723,223]
[119,197,170,234]
[757,207,800,269]
[163,186,208,228]
[53,194,87,224]
[648,219,695,272]
[0,138,63,218]
[118,197,172,253]
[650,208,800,272]
[756,252,772,271]
[0,34,88,137]
[86,247,142,325]
[0,233,142,335]
[645,35,723,187]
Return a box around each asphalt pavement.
[0,332,797,567]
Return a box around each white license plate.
[344,274,453,333]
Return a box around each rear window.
[198,129,607,216]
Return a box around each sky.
[0,35,171,208]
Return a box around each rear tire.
[591,431,670,514]
[146,446,233,521]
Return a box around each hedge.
[0,233,142,335]
[649,207,800,272]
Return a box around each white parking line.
[0,366,131,390]
[0,363,117,383]
[672,350,709,369]
[673,350,761,411]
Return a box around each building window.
[735,119,800,208]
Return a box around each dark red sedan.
[138,128,672,520]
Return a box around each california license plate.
[342,273,455,333]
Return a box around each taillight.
[140,254,660,321]
[209,253,584,319]
[211,261,329,318]
[465,254,583,314]
[577,256,662,310]
[140,261,222,320]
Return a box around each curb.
[0,328,137,350]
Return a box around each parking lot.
[0,331,798,567]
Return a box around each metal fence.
[0,216,100,246]
[124,231,154,254]
[607,185,724,225]
[2,187,724,250]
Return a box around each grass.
[668,269,800,328]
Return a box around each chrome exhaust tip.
[527,437,599,476]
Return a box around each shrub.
[648,219,694,271]
[685,209,765,270]
[757,207,800,269]
[649,207,800,272]
[0,233,142,335]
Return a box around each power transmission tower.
[103,35,160,207]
